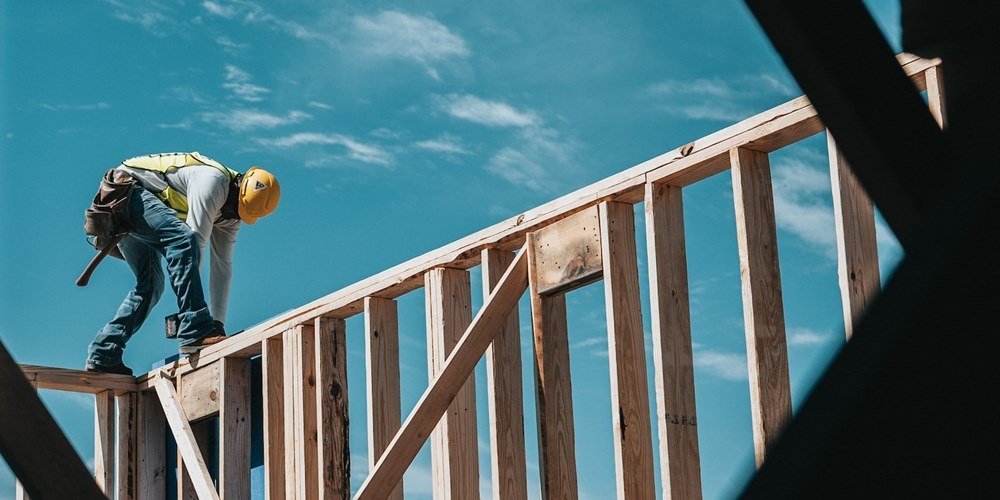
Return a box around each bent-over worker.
[85,152,280,375]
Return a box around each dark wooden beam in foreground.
[0,341,106,499]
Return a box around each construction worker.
[85,152,280,375]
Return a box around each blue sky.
[0,1,906,498]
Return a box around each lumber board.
[0,344,105,499]
[354,248,529,500]
[95,390,116,495]
[117,392,140,500]
[530,206,603,295]
[179,360,221,422]
[599,201,656,498]
[21,364,138,395]
[178,421,213,500]
[262,335,286,500]
[644,183,702,499]
[219,358,251,499]
[287,324,320,500]
[482,249,529,500]
[364,297,403,500]
[136,56,939,388]
[828,136,881,340]
[730,147,793,467]
[527,233,579,500]
[15,381,37,500]
[926,66,946,128]
[425,267,480,499]
[315,317,351,499]
[152,376,219,500]
[138,390,167,500]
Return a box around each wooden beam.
[219,358,251,499]
[95,390,116,495]
[138,390,167,500]
[828,135,881,340]
[926,66,946,128]
[262,335,286,500]
[15,380,38,500]
[315,317,350,499]
[599,201,656,498]
[179,361,221,422]
[286,325,319,499]
[152,376,219,500]
[21,364,137,395]
[730,147,793,467]
[644,183,702,499]
[179,422,213,500]
[482,248,529,500]
[526,232,579,500]
[135,55,940,388]
[364,297,403,500]
[425,267,480,499]
[117,392,140,500]
[354,247,529,500]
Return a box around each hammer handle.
[76,234,126,287]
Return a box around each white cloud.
[223,64,270,102]
[770,155,837,253]
[647,72,796,122]
[215,35,249,53]
[199,109,310,132]
[787,327,832,346]
[694,348,748,381]
[486,126,577,193]
[436,94,539,128]
[257,132,393,165]
[104,0,171,31]
[415,134,469,155]
[201,0,323,41]
[354,11,468,79]
[308,101,334,110]
[202,1,237,18]
[40,102,111,111]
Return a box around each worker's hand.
[213,320,226,336]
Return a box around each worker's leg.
[122,187,216,346]
[86,236,165,368]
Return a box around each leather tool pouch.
[84,169,136,258]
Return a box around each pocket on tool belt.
[84,168,136,240]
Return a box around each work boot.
[86,362,134,376]
[179,332,228,355]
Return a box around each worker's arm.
[182,168,233,321]
[209,221,239,323]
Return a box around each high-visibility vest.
[120,152,239,220]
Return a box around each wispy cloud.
[308,101,334,110]
[199,109,310,132]
[436,94,539,128]
[201,0,324,41]
[486,127,578,193]
[415,134,469,155]
[787,327,833,347]
[257,132,393,165]
[693,346,747,381]
[646,73,797,122]
[223,65,270,102]
[354,11,468,80]
[40,102,111,111]
[215,35,249,53]
[771,153,837,253]
[103,0,171,32]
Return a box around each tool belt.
[84,169,136,259]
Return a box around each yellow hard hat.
[238,167,280,224]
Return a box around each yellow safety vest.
[121,152,239,220]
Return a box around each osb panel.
[532,206,603,295]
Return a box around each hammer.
[76,233,126,287]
